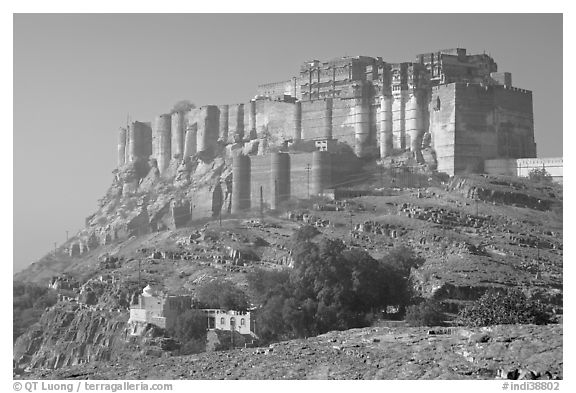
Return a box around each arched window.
[434,96,441,111]
[240,318,245,326]
[220,317,225,325]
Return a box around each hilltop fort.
[61,48,559,254]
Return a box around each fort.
[70,48,560,253]
[118,48,541,177]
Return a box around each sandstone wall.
[255,100,296,145]
[247,151,362,208]
[428,83,536,176]
[228,104,245,143]
[430,84,457,175]
[249,155,272,211]
[300,98,377,156]
[493,86,536,158]
[453,84,498,173]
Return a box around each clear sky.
[13,13,563,272]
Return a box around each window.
[241,318,245,326]
[434,96,441,111]
[220,318,225,325]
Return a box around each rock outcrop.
[19,324,562,380]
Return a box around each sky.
[13,13,563,273]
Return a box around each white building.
[128,284,191,330]
[203,309,254,336]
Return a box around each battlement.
[441,82,532,95]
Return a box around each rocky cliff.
[13,304,129,370]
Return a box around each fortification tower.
[270,152,290,210]
[171,111,186,159]
[152,114,172,174]
[118,127,127,167]
[312,150,332,195]
[231,154,251,214]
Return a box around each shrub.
[405,299,445,326]
[457,289,550,327]
[528,168,553,184]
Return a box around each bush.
[290,224,320,244]
[528,168,553,184]
[457,289,550,327]
[405,299,445,326]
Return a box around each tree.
[249,237,418,343]
[196,279,249,311]
[246,268,291,303]
[380,245,425,278]
[170,100,195,114]
[168,309,208,355]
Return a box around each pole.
[274,179,278,210]
[349,212,353,244]
[306,164,311,199]
[230,320,234,350]
[259,186,263,221]
[190,188,194,221]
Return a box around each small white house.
[203,309,254,335]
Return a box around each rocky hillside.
[13,149,563,378]
[19,323,562,380]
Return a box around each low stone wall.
[485,157,563,183]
